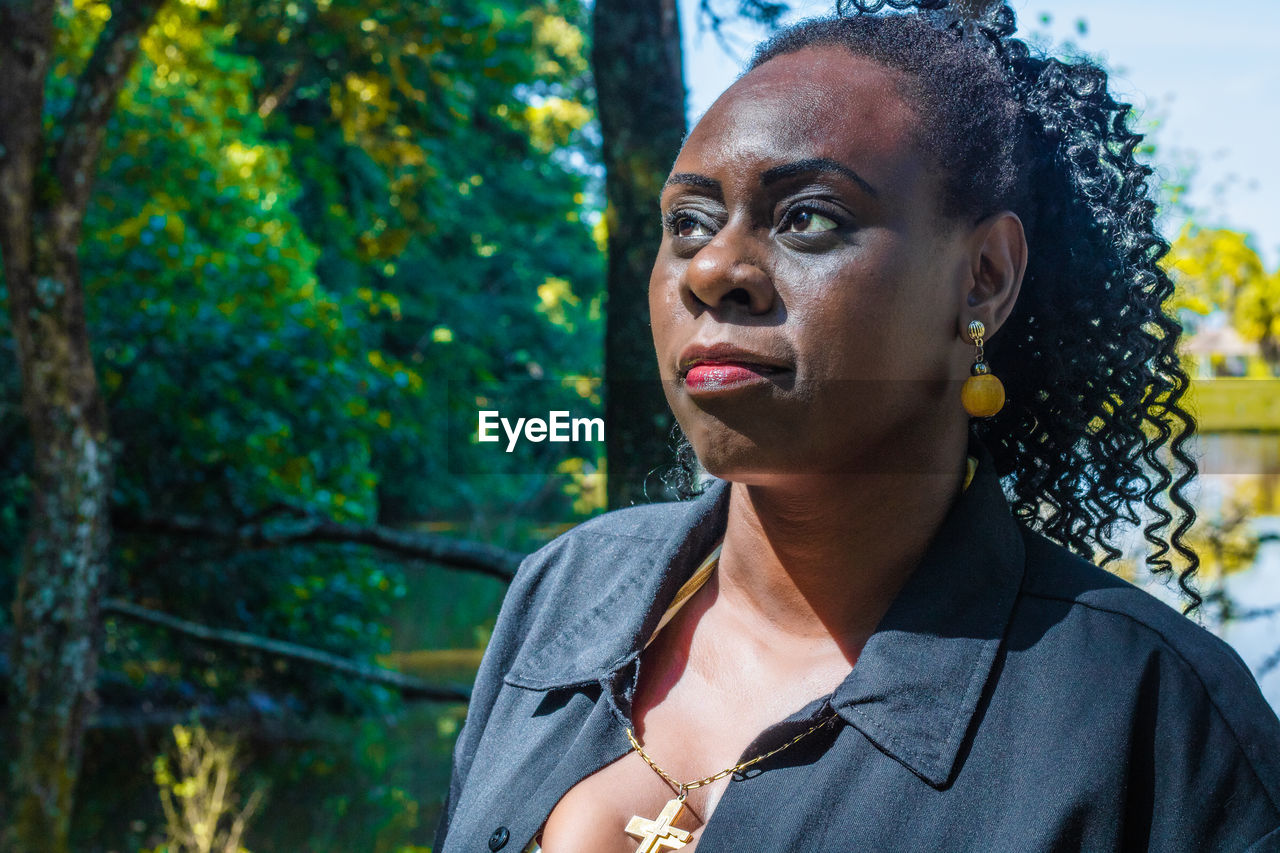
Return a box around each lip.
[677,343,793,393]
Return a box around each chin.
[675,405,789,477]
[697,455,795,486]
[686,418,961,484]
[681,421,834,484]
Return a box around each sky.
[680,0,1280,265]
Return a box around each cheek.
[790,241,958,383]
[648,261,683,381]
[782,257,913,381]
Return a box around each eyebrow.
[663,158,879,199]
[664,172,721,192]
[761,158,879,198]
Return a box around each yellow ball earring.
[961,320,1005,418]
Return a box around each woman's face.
[649,46,983,483]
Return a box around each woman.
[436,3,1280,851]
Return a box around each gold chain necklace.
[622,713,838,852]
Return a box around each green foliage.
[242,711,456,852]
[222,0,605,520]
[1,0,604,730]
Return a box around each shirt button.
[488,826,510,851]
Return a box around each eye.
[676,216,711,238]
[782,208,839,234]
[664,210,714,239]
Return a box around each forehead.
[675,46,926,190]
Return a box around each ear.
[961,211,1026,338]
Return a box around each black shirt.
[436,441,1280,852]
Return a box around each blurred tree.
[0,2,165,849]
[1166,226,1280,371]
[592,0,687,507]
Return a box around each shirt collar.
[829,437,1025,787]
[505,437,1025,789]
[504,477,729,692]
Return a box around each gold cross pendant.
[625,796,693,852]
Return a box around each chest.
[536,608,853,852]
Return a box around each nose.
[683,226,776,315]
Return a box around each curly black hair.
[672,0,1202,611]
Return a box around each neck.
[715,426,972,658]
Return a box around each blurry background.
[0,1,1275,851]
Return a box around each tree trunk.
[592,0,688,508]
[0,2,163,849]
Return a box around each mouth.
[677,344,792,393]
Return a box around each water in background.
[1194,434,1280,708]
[1119,433,1280,709]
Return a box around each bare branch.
[101,599,471,702]
[1259,644,1280,680]
[257,60,305,119]
[53,0,167,217]
[1232,602,1280,622]
[85,704,311,733]
[115,511,523,582]
[697,0,789,30]
[695,0,751,60]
